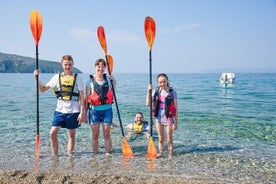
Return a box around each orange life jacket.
[87,74,114,106]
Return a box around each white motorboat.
[220,73,235,84]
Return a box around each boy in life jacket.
[146,73,178,159]
[126,112,150,139]
[33,55,86,157]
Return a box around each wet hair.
[61,55,73,63]
[95,58,106,67]
[135,112,144,121]
[157,73,170,87]
[136,112,144,117]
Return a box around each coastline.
[0,170,206,184]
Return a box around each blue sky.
[0,0,275,73]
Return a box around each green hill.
[0,52,82,73]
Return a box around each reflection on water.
[147,160,157,170]
[121,158,132,168]
[50,156,59,171]
[220,82,235,88]
[34,158,40,171]
[1,73,276,183]
[67,156,75,170]
[90,155,100,170]
[4,140,276,183]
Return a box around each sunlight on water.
[0,73,275,183]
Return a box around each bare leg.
[166,125,173,157]
[91,124,100,154]
[102,124,112,153]
[67,129,76,155]
[156,122,164,156]
[50,126,60,156]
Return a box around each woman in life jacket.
[146,73,178,159]
[86,58,116,155]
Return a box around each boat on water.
[220,73,235,85]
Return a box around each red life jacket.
[87,74,114,106]
[153,87,176,118]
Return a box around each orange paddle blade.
[122,137,134,158]
[97,26,107,54]
[147,137,157,159]
[144,16,156,51]
[35,134,40,158]
[30,10,43,46]
[106,55,114,74]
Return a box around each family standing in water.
[34,56,178,159]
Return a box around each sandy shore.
[0,170,210,184]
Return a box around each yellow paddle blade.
[106,55,114,74]
[147,137,157,159]
[35,134,40,158]
[97,26,107,54]
[30,10,43,46]
[144,16,156,51]
[122,137,134,158]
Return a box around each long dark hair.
[157,73,170,87]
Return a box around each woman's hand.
[109,75,116,89]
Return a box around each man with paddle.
[33,55,86,157]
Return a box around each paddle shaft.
[149,50,153,137]
[36,45,39,135]
[105,55,125,136]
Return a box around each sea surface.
[0,73,275,183]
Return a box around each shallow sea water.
[0,73,275,183]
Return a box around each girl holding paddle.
[86,58,116,155]
[146,73,178,159]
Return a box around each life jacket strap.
[55,73,78,100]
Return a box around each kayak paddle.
[106,55,114,74]
[30,10,43,158]
[144,16,157,159]
[97,26,134,158]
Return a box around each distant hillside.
[0,52,82,73]
[200,67,276,73]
